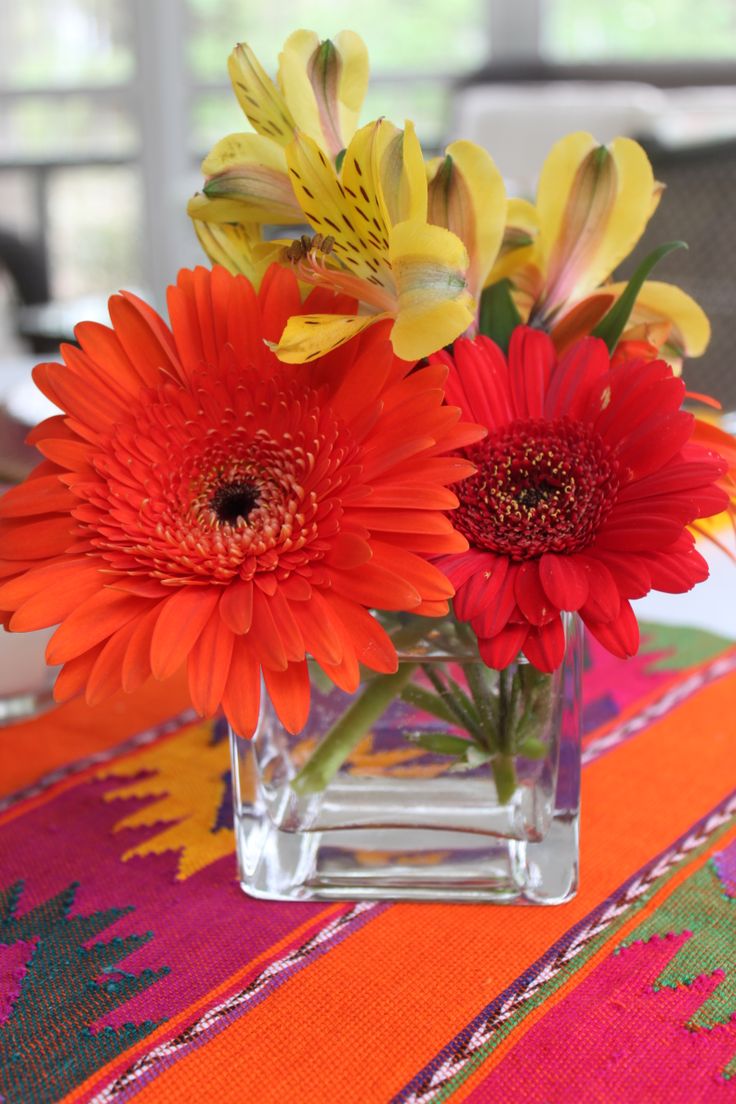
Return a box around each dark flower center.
[210,481,261,525]
[454,416,619,560]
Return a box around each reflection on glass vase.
[230,613,583,904]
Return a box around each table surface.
[0,575,735,1103]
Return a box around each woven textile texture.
[0,623,734,1104]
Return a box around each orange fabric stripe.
[131,670,736,1104]
[0,670,191,800]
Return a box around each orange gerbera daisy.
[0,265,481,735]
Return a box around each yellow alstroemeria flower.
[425,141,507,302]
[229,29,369,160]
[275,118,475,362]
[500,132,709,363]
[188,30,370,274]
[189,218,283,287]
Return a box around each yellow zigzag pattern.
[98,720,234,880]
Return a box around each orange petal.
[53,645,105,703]
[263,660,311,734]
[0,516,74,560]
[46,589,152,664]
[221,636,261,737]
[325,594,398,674]
[218,579,254,634]
[0,476,75,519]
[121,600,166,692]
[149,586,221,680]
[86,619,142,705]
[10,565,104,632]
[188,604,235,716]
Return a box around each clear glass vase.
[230,614,583,904]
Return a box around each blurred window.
[544,0,736,60]
[0,0,141,299]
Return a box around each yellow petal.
[200,133,304,224]
[374,120,428,226]
[191,220,282,286]
[228,43,296,146]
[279,30,369,159]
[274,312,387,363]
[427,139,506,298]
[485,197,539,285]
[536,131,656,315]
[607,279,711,358]
[286,128,393,288]
[389,220,474,360]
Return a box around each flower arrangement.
[0,30,733,841]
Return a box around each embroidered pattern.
[97,718,233,880]
[0,881,167,1104]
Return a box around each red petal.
[583,599,639,659]
[522,616,566,671]
[578,557,621,622]
[472,565,518,637]
[539,553,589,611]
[514,561,557,625]
[507,328,556,419]
[479,622,529,668]
[454,556,509,621]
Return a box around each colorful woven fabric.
[0,622,735,1104]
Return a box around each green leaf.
[591,240,687,352]
[478,278,522,352]
[408,731,476,757]
[335,147,347,174]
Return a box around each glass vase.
[230,614,583,904]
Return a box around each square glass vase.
[230,615,583,905]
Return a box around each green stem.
[290,664,417,795]
[492,754,518,804]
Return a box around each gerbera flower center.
[455,416,619,560]
[210,481,260,525]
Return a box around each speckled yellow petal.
[228,43,297,146]
[608,279,711,357]
[279,30,369,158]
[485,198,539,285]
[199,133,304,224]
[536,132,656,313]
[427,139,506,298]
[275,312,388,363]
[389,220,474,360]
[286,128,393,288]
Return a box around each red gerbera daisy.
[0,265,481,735]
[432,328,729,671]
